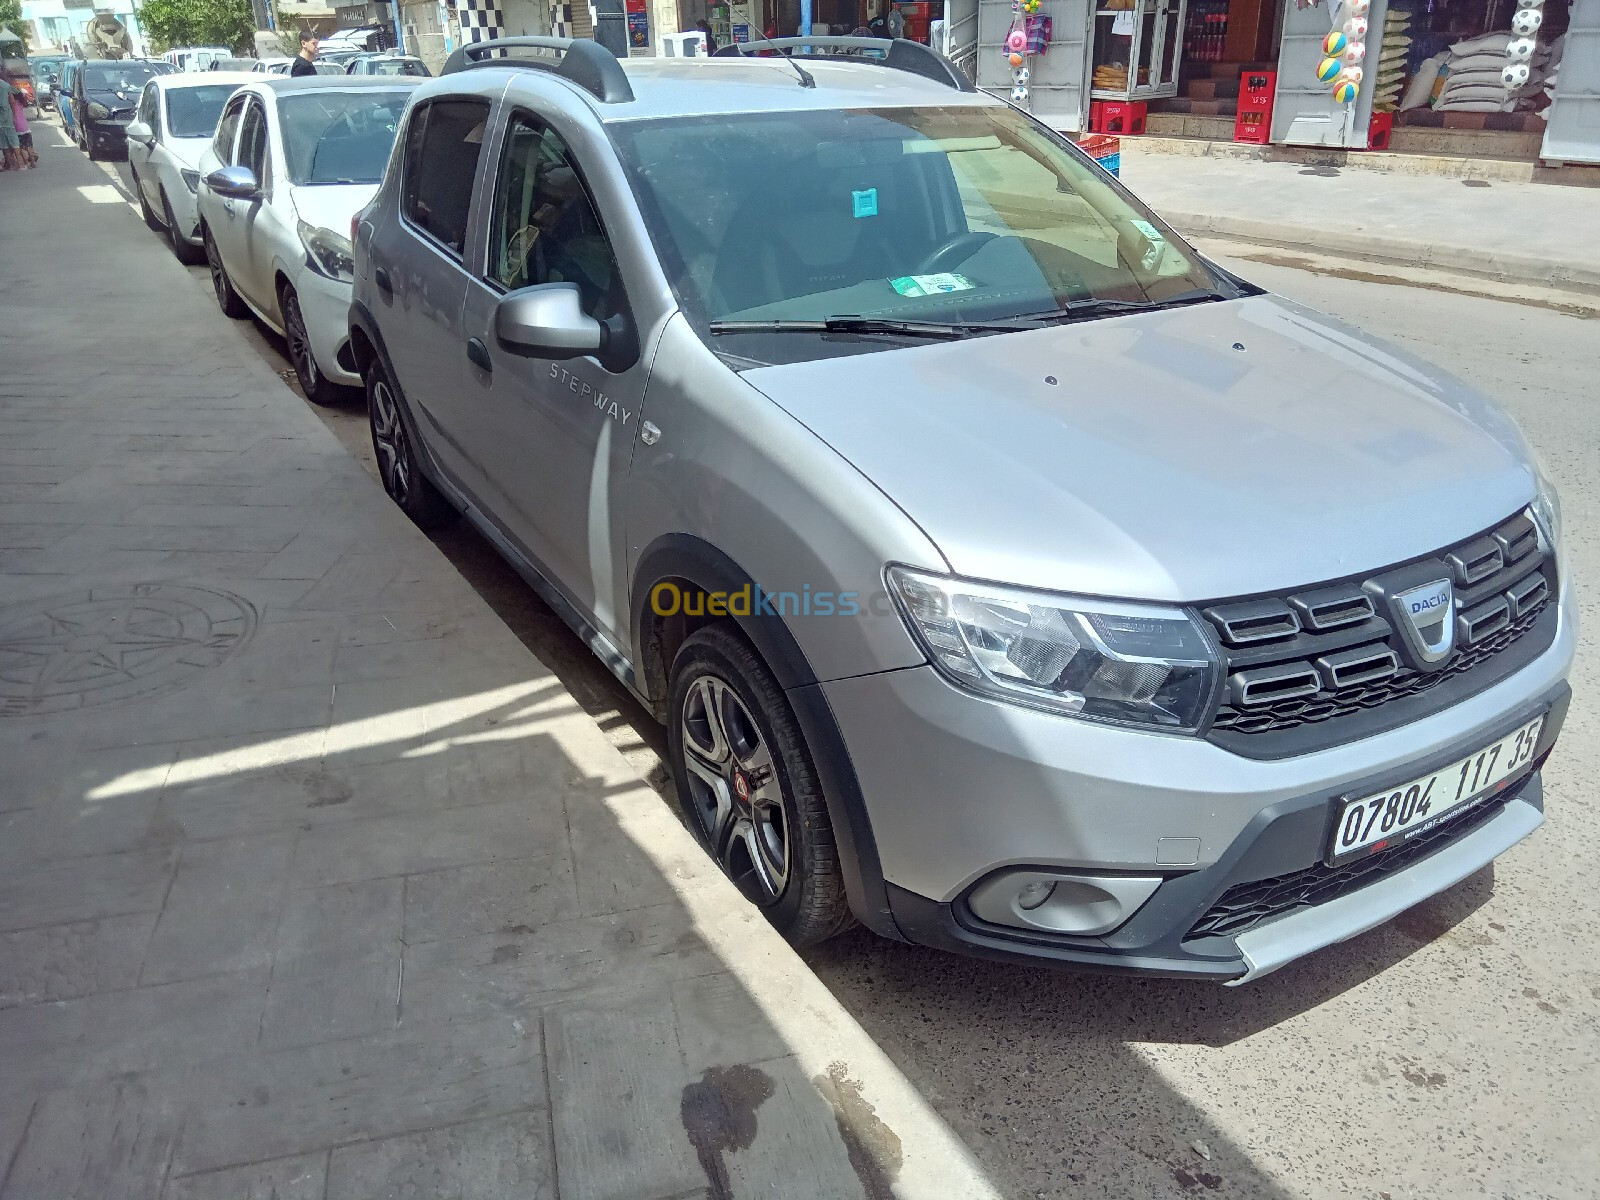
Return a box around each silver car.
[349,37,1574,982]
[197,76,417,404]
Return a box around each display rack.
[1090,0,1187,101]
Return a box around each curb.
[1158,209,1600,297]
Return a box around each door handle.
[373,267,392,295]
[222,198,235,216]
[466,337,493,374]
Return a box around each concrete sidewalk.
[1120,148,1600,294]
[0,129,1001,1199]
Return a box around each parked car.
[125,71,257,265]
[198,76,418,404]
[344,53,430,77]
[55,59,80,140]
[28,54,69,109]
[208,57,260,72]
[255,57,294,73]
[70,58,174,159]
[350,37,1572,982]
[163,46,231,72]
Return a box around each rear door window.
[236,99,269,183]
[400,99,491,259]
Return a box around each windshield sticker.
[889,273,976,298]
[1131,219,1164,243]
[852,188,879,218]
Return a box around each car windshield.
[610,105,1235,351]
[164,83,239,137]
[84,63,166,91]
[369,58,427,75]
[278,89,409,185]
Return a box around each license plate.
[1327,715,1545,866]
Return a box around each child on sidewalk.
[8,76,36,168]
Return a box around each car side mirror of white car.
[205,165,259,199]
[125,119,153,144]
[495,283,605,361]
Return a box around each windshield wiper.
[1019,289,1232,325]
[708,315,1038,339]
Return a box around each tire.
[281,286,347,407]
[204,227,247,319]
[366,357,454,529]
[134,170,161,231]
[162,190,203,266]
[667,625,854,946]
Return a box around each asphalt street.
[96,139,1600,1200]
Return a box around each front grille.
[1205,512,1555,740]
[1186,792,1515,941]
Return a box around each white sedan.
[126,71,257,265]
[196,76,417,405]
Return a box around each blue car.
[56,59,80,143]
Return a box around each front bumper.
[86,120,129,155]
[292,267,361,386]
[822,576,1574,979]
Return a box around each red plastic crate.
[1366,110,1393,150]
[1092,100,1146,136]
[1233,69,1276,144]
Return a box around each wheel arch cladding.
[632,533,903,939]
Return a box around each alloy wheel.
[369,377,412,507]
[283,294,319,395]
[679,675,791,905]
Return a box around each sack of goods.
[1370,8,1411,111]
[1400,28,1561,113]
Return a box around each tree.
[0,0,31,54]
[134,0,255,53]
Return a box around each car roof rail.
[712,35,975,92]
[439,36,634,103]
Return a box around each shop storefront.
[950,0,1600,163]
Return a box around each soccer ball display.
[1501,61,1531,88]
[1511,7,1542,35]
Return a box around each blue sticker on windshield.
[852,188,879,218]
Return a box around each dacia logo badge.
[1392,578,1455,665]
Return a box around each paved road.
[103,147,1600,1198]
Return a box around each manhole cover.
[0,583,258,717]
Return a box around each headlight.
[1531,474,1562,554]
[86,100,110,119]
[887,567,1221,731]
[180,168,201,194]
[298,219,355,282]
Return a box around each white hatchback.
[196,76,417,404]
[126,72,257,266]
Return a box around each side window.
[137,83,158,131]
[401,99,491,259]
[486,115,623,322]
[214,96,245,162]
[237,100,269,182]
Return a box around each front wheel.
[134,169,161,231]
[204,228,247,318]
[367,358,454,529]
[162,190,203,265]
[282,287,347,407]
[667,625,854,946]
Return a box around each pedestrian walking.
[11,83,37,168]
[290,30,320,76]
[0,75,23,171]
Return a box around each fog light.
[967,870,1163,937]
[1017,880,1056,910]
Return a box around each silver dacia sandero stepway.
[349,35,1573,983]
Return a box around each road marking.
[92,158,143,216]
[76,184,127,204]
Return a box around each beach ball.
[1338,64,1363,84]
[1502,61,1531,88]
[1006,28,1026,52]
[1009,50,1024,66]
[1507,36,1536,61]
[1350,0,1370,13]
[1011,85,1029,102]
[1511,6,1541,34]
[1333,79,1358,103]
[1322,29,1348,55]
[1343,41,1365,63]
[1317,56,1343,82]
[1343,16,1368,38]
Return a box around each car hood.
[85,88,139,111]
[290,183,379,234]
[740,294,1538,603]
[164,135,213,170]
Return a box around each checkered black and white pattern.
[549,3,573,37]
[456,0,505,42]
